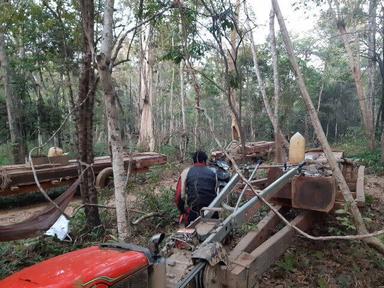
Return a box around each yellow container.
[288,132,305,164]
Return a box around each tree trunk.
[178,17,187,160]
[381,131,384,163]
[229,0,243,145]
[269,8,283,162]
[337,21,375,149]
[368,0,377,124]
[247,14,289,151]
[169,66,175,145]
[138,23,155,151]
[97,0,129,240]
[180,58,187,159]
[77,0,101,228]
[273,0,384,254]
[0,32,26,164]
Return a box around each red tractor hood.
[0,246,149,288]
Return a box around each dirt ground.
[1,173,384,287]
[0,198,83,226]
[256,174,384,288]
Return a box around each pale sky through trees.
[251,1,318,44]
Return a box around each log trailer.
[0,152,167,197]
[0,151,364,288]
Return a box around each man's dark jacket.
[175,163,217,224]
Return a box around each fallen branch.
[71,203,146,218]
[131,212,163,225]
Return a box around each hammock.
[0,178,81,242]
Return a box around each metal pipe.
[203,173,240,218]
[234,161,261,211]
[202,165,300,245]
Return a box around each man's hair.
[192,150,208,163]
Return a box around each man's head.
[192,150,208,164]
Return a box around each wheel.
[95,167,113,191]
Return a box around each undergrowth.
[335,129,384,174]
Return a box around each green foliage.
[354,150,384,174]
[159,144,179,162]
[328,208,356,235]
[317,277,328,288]
[94,142,109,157]
[136,186,179,228]
[228,71,241,89]
[335,128,384,174]
[336,273,353,288]
[162,47,184,64]
[276,254,297,273]
[365,194,374,206]
[0,143,13,165]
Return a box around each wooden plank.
[229,205,283,261]
[248,212,313,277]
[1,179,75,197]
[356,165,365,207]
[227,212,313,287]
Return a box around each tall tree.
[229,0,243,144]
[328,0,375,149]
[137,21,155,151]
[245,4,289,156]
[199,0,245,150]
[367,0,377,128]
[0,0,26,164]
[97,0,129,240]
[178,17,187,160]
[269,8,284,162]
[77,0,101,228]
[273,0,384,254]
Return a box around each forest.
[0,0,384,287]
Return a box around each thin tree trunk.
[336,18,375,149]
[0,32,26,164]
[317,82,324,113]
[229,0,242,144]
[381,132,384,163]
[368,0,377,137]
[97,0,129,240]
[77,0,101,228]
[169,66,175,145]
[179,57,187,159]
[334,121,338,142]
[273,0,384,255]
[138,24,155,151]
[179,9,202,149]
[178,16,188,160]
[269,7,283,162]
[247,13,289,150]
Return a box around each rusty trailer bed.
[0,152,167,196]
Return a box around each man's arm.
[175,167,190,213]
[175,176,185,213]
